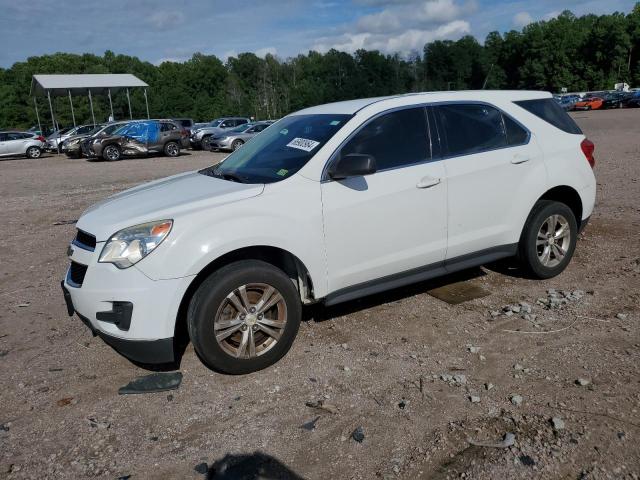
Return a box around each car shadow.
[305,267,487,323]
[198,451,306,479]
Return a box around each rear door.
[0,133,8,155]
[158,122,177,149]
[5,133,28,155]
[432,102,546,259]
[321,106,448,293]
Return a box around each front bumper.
[209,138,232,150]
[189,137,203,148]
[62,242,194,364]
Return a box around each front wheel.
[26,146,42,159]
[187,260,302,374]
[518,200,578,279]
[231,139,244,151]
[103,144,121,161]
[164,141,180,157]
[201,135,212,150]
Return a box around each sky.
[0,0,636,67]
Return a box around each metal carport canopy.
[30,74,148,96]
[30,74,149,133]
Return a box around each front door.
[321,107,448,294]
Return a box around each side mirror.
[328,153,377,180]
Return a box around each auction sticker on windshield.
[286,137,320,152]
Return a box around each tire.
[231,139,244,151]
[201,135,212,150]
[518,200,578,279]
[103,144,121,161]
[164,141,180,157]
[188,260,302,374]
[26,146,41,159]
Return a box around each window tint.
[0,133,7,141]
[255,124,268,132]
[514,99,582,134]
[341,107,429,171]
[6,133,23,140]
[436,104,506,156]
[503,115,529,146]
[160,122,175,132]
[77,125,93,134]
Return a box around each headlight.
[99,220,172,269]
[68,139,80,146]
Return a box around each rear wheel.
[188,260,302,374]
[103,144,121,161]
[26,146,41,159]
[518,200,577,279]
[164,141,180,157]
[231,139,244,151]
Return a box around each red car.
[573,97,604,110]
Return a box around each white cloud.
[311,0,474,55]
[513,11,534,28]
[255,47,277,58]
[313,19,470,54]
[148,11,185,30]
[543,10,561,20]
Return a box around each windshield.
[200,114,351,184]
[87,125,105,135]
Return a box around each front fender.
[135,175,328,298]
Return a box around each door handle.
[416,176,441,189]
[511,155,530,164]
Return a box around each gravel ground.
[0,109,639,480]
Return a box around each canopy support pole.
[68,90,76,127]
[33,97,42,136]
[143,88,150,119]
[126,88,133,119]
[47,90,56,135]
[108,88,114,121]
[88,90,96,125]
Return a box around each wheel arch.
[174,245,316,341]
[537,185,583,223]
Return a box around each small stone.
[351,426,365,443]
[519,455,535,466]
[511,305,521,313]
[194,462,208,474]
[398,399,408,409]
[452,374,467,385]
[576,378,591,386]
[479,355,486,361]
[504,310,514,317]
[519,302,532,314]
[469,395,481,403]
[467,346,480,354]
[166,394,173,402]
[551,417,565,431]
[490,310,501,318]
[616,313,628,320]
[485,383,494,391]
[341,343,348,349]
[510,394,523,406]
[342,366,351,373]
[513,364,524,371]
[17,303,30,308]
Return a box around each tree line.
[1,5,639,129]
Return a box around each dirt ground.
[0,109,639,480]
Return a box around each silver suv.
[189,117,250,149]
[0,131,45,159]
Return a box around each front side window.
[340,107,429,171]
[201,114,351,184]
[436,104,507,157]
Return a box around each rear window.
[514,99,582,135]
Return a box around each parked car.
[64,122,130,158]
[573,97,604,110]
[0,131,46,159]
[47,124,98,152]
[602,92,634,109]
[82,120,187,161]
[172,118,195,133]
[62,91,596,374]
[207,122,272,151]
[626,91,640,107]
[554,95,579,111]
[189,117,251,149]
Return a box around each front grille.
[67,261,88,287]
[73,229,96,251]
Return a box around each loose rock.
[352,426,365,443]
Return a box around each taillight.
[581,138,595,168]
[36,135,46,142]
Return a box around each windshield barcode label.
[286,137,320,152]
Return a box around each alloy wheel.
[105,146,120,161]
[536,214,571,268]
[214,283,287,359]
[166,143,179,156]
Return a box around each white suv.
[62,91,596,374]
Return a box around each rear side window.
[503,115,529,146]
[514,99,582,134]
[341,107,429,171]
[436,104,506,157]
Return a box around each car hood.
[195,127,224,135]
[64,133,92,143]
[77,171,264,241]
